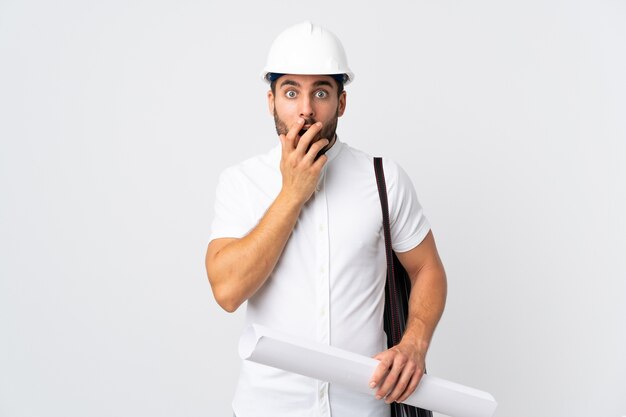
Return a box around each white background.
[1,1,625,416]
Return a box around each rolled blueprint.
[239,324,497,417]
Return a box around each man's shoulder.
[218,144,281,181]
[337,141,374,166]
[339,142,404,178]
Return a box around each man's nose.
[299,96,314,118]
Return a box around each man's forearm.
[401,264,447,354]
[206,190,304,312]
[369,257,447,404]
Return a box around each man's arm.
[369,230,447,404]
[206,119,329,312]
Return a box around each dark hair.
[269,73,345,98]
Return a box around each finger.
[384,362,416,404]
[279,134,297,167]
[311,153,328,171]
[397,367,423,403]
[285,118,305,147]
[303,138,329,162]
[376,353,407,399]
[369,354,393,390]
[295,121,323,155]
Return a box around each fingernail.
[369,382,376,388]
[375,395,382,400]
[298,118,304,124]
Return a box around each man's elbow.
[210,280,243,313]
[205,248,249,313]
[217,298,241,314]
[205,251,240,312]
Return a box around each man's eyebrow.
[279,79,300,88]
[313,80,334,89]
[278,79,335,89]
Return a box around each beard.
[273,108,339,147]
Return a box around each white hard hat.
[261,21,354,85]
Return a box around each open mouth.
[298,126,311,137]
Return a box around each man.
[205,21,447,417]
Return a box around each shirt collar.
[323,134,343,163]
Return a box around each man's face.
[268,74,346,145]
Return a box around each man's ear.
[338,91,347,117]
[267,90,275,116]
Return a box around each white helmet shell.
[261,21,354,84]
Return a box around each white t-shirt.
[209,139,430,417]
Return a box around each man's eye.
[315,90,328,99]
[285,90,297,98]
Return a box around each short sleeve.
[208,168,255,242]
[385,160,431,253]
